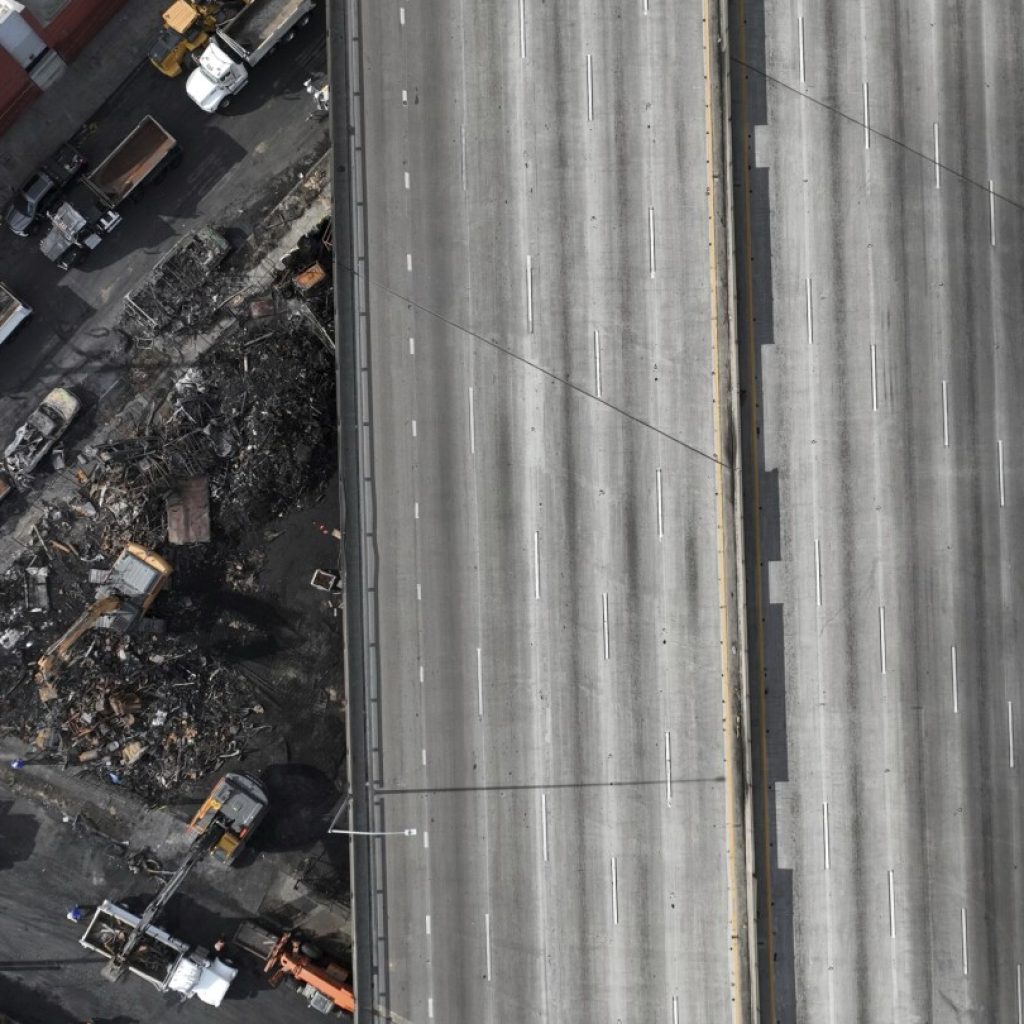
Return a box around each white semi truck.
[81,901,237,1005]
[185,0,312,112]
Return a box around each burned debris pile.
[81,320,336,544]
[0,223,340,804]
[9,629,266,804]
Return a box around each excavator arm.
[35,594,123,684]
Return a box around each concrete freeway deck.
[332,0,749,1022]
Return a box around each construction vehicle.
[185,0,313,112]
[3,387,79,481]
[81,900,237,1004]
[82,773,269,995]
[233,919,355,1015]
[0,282,31,346]
[187,771,269,864]
[40,116,180,269]
[149,0,251,77]
[35,543,173,684]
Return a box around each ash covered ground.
[0,315,345,811]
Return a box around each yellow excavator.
[149,1,249,78]
[36,543,173,686]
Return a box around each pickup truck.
[81,901,236,1005]
[3,387,80,482]
[3,143,86,236]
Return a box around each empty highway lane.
[345,0,748,1021]
[737,1,1024,1021]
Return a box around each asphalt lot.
[0,10,329,443]
[736,1,1024,1021]
[353,1,736,1022]
[0,780,335,1023]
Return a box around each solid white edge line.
[961,907,969,975]
[593,328,602,396]
[1017,962,1022,1024]
[519,0,526,59]
[484,912,492,980]
[933,122,940,188]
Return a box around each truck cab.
[185,37,248,111]
[4,144,86,236]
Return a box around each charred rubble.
[0,219,340,804]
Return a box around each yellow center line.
[702,2,749,1023]
[734,0,779,1019]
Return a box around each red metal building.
[0,0,131,134]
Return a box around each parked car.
[4,143,86,237]
[3,387,81,482]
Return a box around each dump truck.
[0,282,31,345]
[81,901,237,1005]
[40,117,180,269]
[36,543,173,685]
[185,0,313,111]
[3,387,79,481]
[233,920,355,1015]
